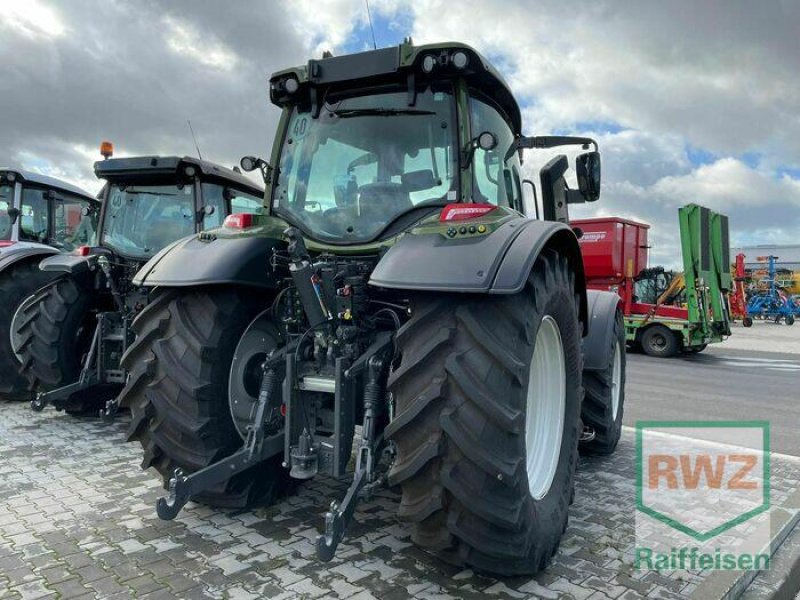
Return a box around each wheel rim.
[525,315,566,501]
[611,340,622,421]
[650,333,666,351]
[228,310,279,440]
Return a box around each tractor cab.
[0,168,97,251]
[90,145,264,265]
[237,41,600,248]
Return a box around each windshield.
[273,84,457,242]
[101,184,195,259]
[0,185,12,241]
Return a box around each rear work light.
[0,241,16,248]
[223,213,256,229]
[439,203,496,222]
[77,246,91,257]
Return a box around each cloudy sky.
[2,0,799,265]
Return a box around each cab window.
[230,188,265,215]
[200,184,227,229]
[201,184,264,229]
[0,184,13,241]
[20,187,49,242]
[469,92,523,212]
[54,194,98,249]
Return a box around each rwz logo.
[636,421,769,541]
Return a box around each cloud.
[397,0,800,164]
[0,0,311,192]
[162,16,238,71]
[1,0,798,269]
[0,0,66,39]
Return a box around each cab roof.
[94,156,263,194]
[0,168,96,202]
[269,41,522,134]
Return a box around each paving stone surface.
[1,401,798,599]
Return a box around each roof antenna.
[365,0,377,50]
[187,120,203,160]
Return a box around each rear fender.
[583,290,622,371]
[0,243,58,273]
[369,218,588,332]
[39,253,94,274]
[133,233,285,289]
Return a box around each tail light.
[77,246,91,256]
[439,203,496,222]
[0,241,16,248]
[223,213,256,229]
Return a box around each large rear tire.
[118,287,291,507]
[580,310,625,455]
[0,261,60,399]
[386,250,583,576]
[13,276,92,393]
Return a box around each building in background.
[732,245,800,293]
[732,245,800,271]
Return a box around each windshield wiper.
[328,108,436,119]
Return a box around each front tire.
[118,287,290,507]
[386,251,583,576]
[580,310,625,455]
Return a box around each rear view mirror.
[7,207,20,224]
[576,151,601,202]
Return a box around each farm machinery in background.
[10,146,265,415]
[0,169,99,399]
[744,255,798,325]
[728,253,750,325]
[573,204,732,357]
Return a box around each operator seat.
[358,182,412,225]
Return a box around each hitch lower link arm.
[316,352,389,561]
[155,350,287,520]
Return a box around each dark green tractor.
[118,41,626,575]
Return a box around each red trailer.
[572,209,730,357]
[571,217,650,316]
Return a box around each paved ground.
[1,325,799,599]
[1,399,799,600]
[625,330,800,456]
[722,321,800,356]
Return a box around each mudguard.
[133,233,285,289]
[369,218,588,330]
[39,253,95,275]
[582,289,622,371]
[0,242,58,273]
